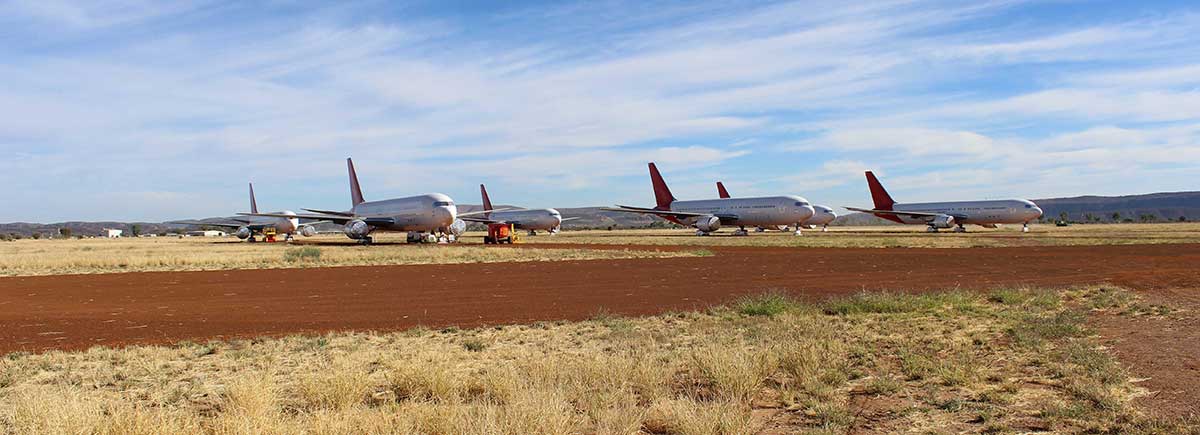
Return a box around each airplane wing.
[601,205,719,219]
[458,208,514,217]
[560,217,581,222]
[302,208,355,217]
[166,218,255,229]
[460,215,502,224]
[238,212,353,225]
[844,207,943,219]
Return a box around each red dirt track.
[2,243,1199,354]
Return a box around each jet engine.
[235,227,252,240]
[446,219,467,237]
[931,215,955,229]
[343,219,371,239]
[694,215,721,232]
[300,225,318,237]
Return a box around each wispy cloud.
[1,0,1198,221]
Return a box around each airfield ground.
[1,224,1198,433]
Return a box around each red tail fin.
[648,162,676,210]
[347,158,365,206]
[716,181,731,199]
[479,184,493,211]
[248,182,259,214]
[865,171,895,210]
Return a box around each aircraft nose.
[1032,207,1044,219]
[799,204,816,221]
[437,206,456,224]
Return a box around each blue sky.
[2,0,1198,222]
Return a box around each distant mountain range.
[3,191,1197,237]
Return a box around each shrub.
[733,291,799,317]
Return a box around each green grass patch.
[283,246,322,262]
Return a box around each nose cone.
[799,204,816,222]
[436,205,456,226]
[1032,206,1044,220]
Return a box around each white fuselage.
[247,211,300,234]
[892,199,1043,225]
[669,196,815,227]
[488,208,563,231]
[350,193,458,232]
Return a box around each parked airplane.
[168,183,316,242]
[603,163,816,236]
[241,158,488,244]
[716,181,838,231]
[460,184,575,235]
[845,171,1043,233]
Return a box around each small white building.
[186,230,227,237]
[103,229,123,238]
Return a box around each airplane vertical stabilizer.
[716,181,731,199]
[480,184,494,211]
[249,182,259,214]
[348,158,365,206]
[865,171,895,210]
[648,162,676,210]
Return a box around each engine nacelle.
[235,227,252,240]
[694,215,721,232]
[931,215,955,229]
[343,220,371,239]
[299,225,318,237]
[446,219,467,237]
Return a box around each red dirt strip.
[2,244,1198,354]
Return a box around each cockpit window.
[1025,204,1033,208]
[433,201,453,207]
[795,201,809,206]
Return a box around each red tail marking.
[347,158,365,206]
[479,184,493,211]
[248,182,259,214]
[648,162,676,211]
[716,181,731,199]
[865,171,902,223]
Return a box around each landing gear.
[528,230,538,236]
[358,236,374,245]
[732,226,749,236]
[821,224,829,232]
[284,234,294,242]
[953,225,967,233]
[793,223,803,236]
[1022,222,1030,233]
[754,227,766,233]
[926,226,939,233]
[695,230,711,236]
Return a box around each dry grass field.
[1,286,1192,434]
[531,222,1200,248]
[0,235,700,277]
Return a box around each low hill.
[1035,191,1200,223]
[3,191,1196,236]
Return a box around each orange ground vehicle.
[483,223,519,244]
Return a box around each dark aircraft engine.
[299,226,318,237]
[343,220,371,239]
[447,219,467,237]
[695,215,721,232]
[931,215,955,229]
[235,227,252,239]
